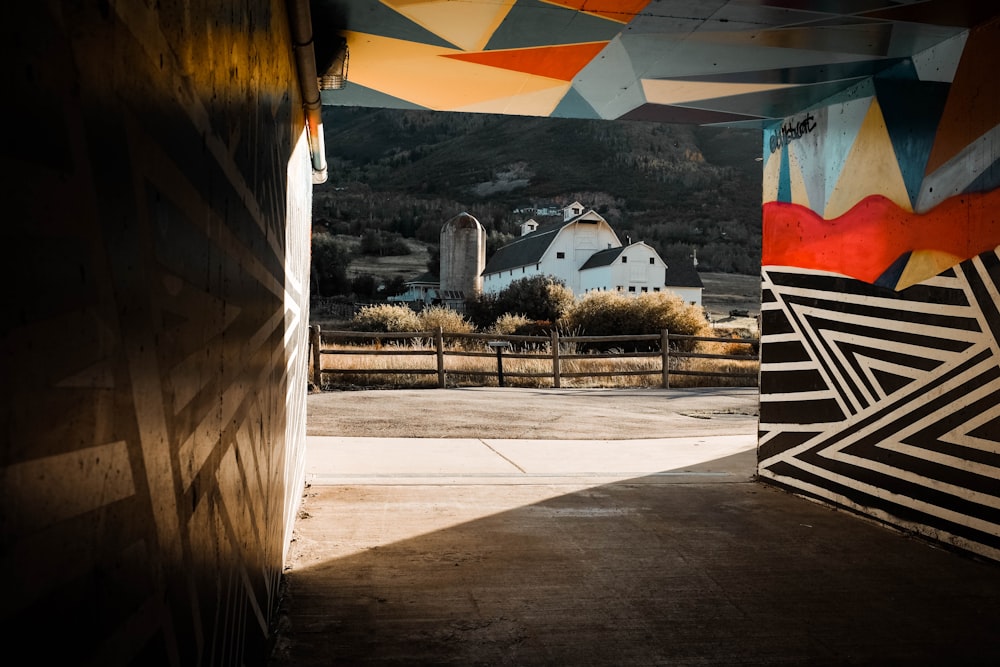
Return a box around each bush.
[488,313,532,335]
[350,303,421,332]
[417,306,475,334]
[562,291,710,350]
[465,275,574,327]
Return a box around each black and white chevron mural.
[758,250,1000,561]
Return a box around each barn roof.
[482,211,606,275]
[665,261,704,288]
[404,272,440,286]
[579,246,625,270]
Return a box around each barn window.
[628,286,636,292]
[556,252,565,259]
[649,257,655,264]
[653,287,660,292]
[641,287,648,292]
[622,256,628,263]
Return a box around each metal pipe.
[286,0,328,184]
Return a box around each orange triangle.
[542,0,651,23]
[443,42,609,82]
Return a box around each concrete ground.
[269,388,1000,666]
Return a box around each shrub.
[488,313,532,335]
[350,303,421,332]
[562,291,711,350]
[465,275,574,327]
[417,305,475,334]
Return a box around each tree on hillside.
[311,232,351,297]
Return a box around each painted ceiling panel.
[485,0,625,49]
[444,42,610,81]
[541,0,652,23]
[319,0,996,125]
[381,0,517,51]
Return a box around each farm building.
[483,203,703,305]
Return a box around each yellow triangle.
[762,149,781,203]
[454,82,572,116]
[382,0,516,52]
[346,32,572,110]
[896,249,963,290]
[825,98,912,219]
[641,79,800,106]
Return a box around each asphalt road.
[306,386,760,439]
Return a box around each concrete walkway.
[269,390,1000,666]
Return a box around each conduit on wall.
[287,0,328,184]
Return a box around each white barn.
[482,204,703,305]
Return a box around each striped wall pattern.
[759,16,1000,561]
[759,258,1000,560]
[2,2,310,664]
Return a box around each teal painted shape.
[322,83,429,110]
[485,0,624,50]
[551,87,602,119]
[875,59,920,81]
[777,137,792,203]
[875,78,950,207]
[336,0,456,48]
[762,121,775,155]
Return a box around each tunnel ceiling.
[316,0,991,127]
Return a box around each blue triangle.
[322,82,429,111]
[552,87,601,119]
[875,251,912,290]
[874,78,950,208]
[966,155,1000,194]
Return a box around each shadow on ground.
[269,466,1000,666]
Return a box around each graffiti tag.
[769,113,817,153]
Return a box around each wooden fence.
[309,327,759,389]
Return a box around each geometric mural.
[759,257,1000,561]
[321,0,980,126]
[759,15,1000,562]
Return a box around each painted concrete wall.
[2,2,311,664]
[758,19,1000,561]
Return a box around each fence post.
[551,329,561,388]
[661,328,670,389]
[310,325,322,388]
[436,326,445,388]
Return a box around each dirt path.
[307,386,759,439]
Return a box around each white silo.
[440,212,486,299]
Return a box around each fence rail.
[309,326,759,389]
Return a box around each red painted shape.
[544,1,652,23]
[762,191,1000,283]
[443,42,609,81]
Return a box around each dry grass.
[317,333,758,389]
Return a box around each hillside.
[315,107,763,275]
